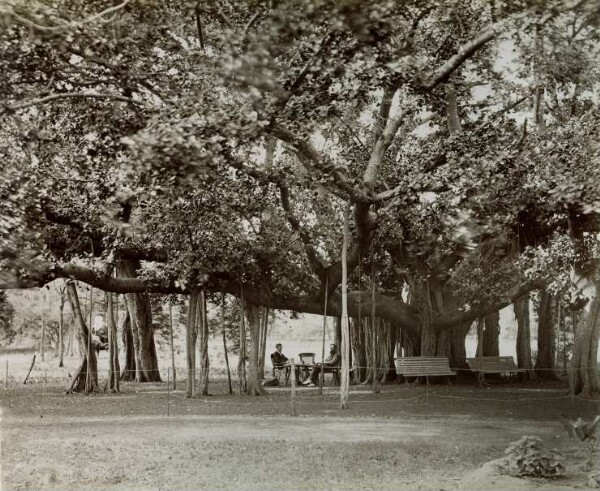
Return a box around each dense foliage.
[0,0,599,352]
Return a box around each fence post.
[4,359,8,389]
[290,357,297,417]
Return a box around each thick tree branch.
[422,24,499,90]
[278,184,325,275]
[430,280,545,331]
[363,86,396,189]
[270,124,369,203]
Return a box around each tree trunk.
[238,291,247,394]
[535,291,559,380]
[570,279,600,395]
[514,295,535,381]
[244,303,266,396]
[117,260,161,382]
[258,307,269,378]
[334,316,342,354]
[68,310,75,356]
[379,320,397,383]
[450,322,471,376]
[482,311,500,356]
[186,291,198,398]
[436,330,452,359]
[58,287,65,367]
[168,300,176,390]
[106,292,120,392]
[120,312,136,381]
[350,318,367,383]
[221,293,233,394]
[340,203,351,409]
[198,290,210,396]
[65,281,98,394]
[370,266,380,393]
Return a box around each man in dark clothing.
[270,343,290,381]
[271,343,288,367]
[303,344,340,386]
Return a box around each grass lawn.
[1,376,598,490]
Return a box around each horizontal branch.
[431,280,545,332]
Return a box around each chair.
[298,353,315,365]
[270,353,290,386]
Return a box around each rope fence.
[1,361,598,422]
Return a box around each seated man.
[302,343,340,387]
[270,343,290,380]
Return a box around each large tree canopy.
[1,0,600,345]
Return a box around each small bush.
[500,436,565,478]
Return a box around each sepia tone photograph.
[0,0,599,489]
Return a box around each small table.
[293,363,313,384]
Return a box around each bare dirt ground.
[1,380,599,490]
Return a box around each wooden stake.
[5,359,8,389]
[290,357,297,416]
[40,289,46,362]
[167,368,170,416]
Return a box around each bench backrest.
[466,356,517,371]
[394,357,455,376]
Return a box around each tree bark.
[117,260,161,382]
[221,293,233,394]
[514,295,535,381]
[198,290,210,396]
[238,291,247,394]
[65,281,98,394]
[168,300,176,390]
[120,312,135,381]
[244,303,266,396]
[186,291,198,398]
[570,279,600,395]
[450,322,471,374]
[340,203,351,409]
[58,286,65,367]
[535,291,559,380]
[258,307,269,378]
[106,292,120,392]
[482,311,500,356]
[350,318,367,383]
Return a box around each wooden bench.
[394,357,456,382]
[466,356,518,376]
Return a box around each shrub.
[500,436,565,478]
